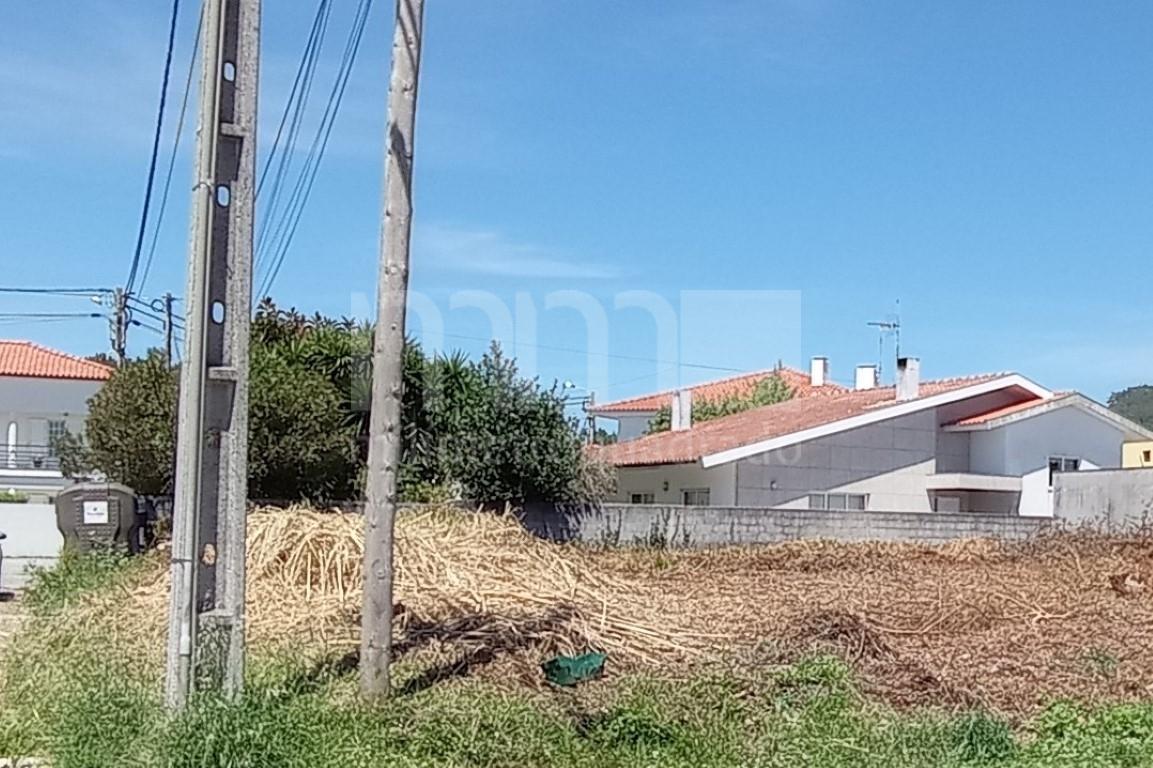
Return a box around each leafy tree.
[67,304,598,504]
[427,344,584,503]
[647,372,794,433]
[247,345,359,501]
[57,351,178,495]
[1108,385,1153,430]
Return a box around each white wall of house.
[734,410,941,512]
[0,375,100,448]
[996,407,1120,475]
[612,461,736,506]
[613,399,1132,517]
[969,407,1121,517]
[612,413,656,442]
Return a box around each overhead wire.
[437,331,747,374]
[256,0,374,301]
[254,0,332,282]
[0,312,106,321]
[256,0,332,203]
[125,0,184,297]
[137,2,204,297]
[0,287,112,296]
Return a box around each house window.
[1143,450,1152,464]
[682,488,710,506]
[809,492,868,511]
[47,420,68,456]
[1048,455,1081,486]
[629,492,655,504]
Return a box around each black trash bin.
[55,482,143,554]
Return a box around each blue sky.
[2,0,1151,402]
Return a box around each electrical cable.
[125,0,184,296]
[0,312,106,320]
[0,287,112,296]
[137,2,204,296]
[256,0,373,301]
[255,0,332,272]
[256,0,331,201]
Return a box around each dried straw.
[45,512,1153,714]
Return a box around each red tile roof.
[0,340,113,381]
[949,393,1070,426]
[591,367,847,414]
[596,374,1015,467]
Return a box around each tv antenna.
[867,300,901,381]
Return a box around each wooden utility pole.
[165,0,260,710]
[360,0,426,699]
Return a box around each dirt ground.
[40,509,1153,719]
[603,535,1153,717]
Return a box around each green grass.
[4,554,1153,767]
[20,545,142,613]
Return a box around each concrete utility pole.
[165,0,260,710]
[163,292,176,366]
[111,288,128,365]
[361,0,426,699]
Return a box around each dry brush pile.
[46,506,1153,714]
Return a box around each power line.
[126,0,184,296]
[0,287,112,296]
[254,0,332,280]
[126,294,186,328]
[256,0,331,202]
[437,331,746,374]
[138,4,204,297]
[256,0,373,301]
[144,295,742,373]
[0,312,106,320]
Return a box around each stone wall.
[518,502,1047,548]
[1054,468,1153,528]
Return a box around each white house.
[0,340,111,498]
[588,362,847,441]
[594,357,1153,518]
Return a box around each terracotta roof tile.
[596,374,1014,467]
[950,393,1070,426]
[0,340,113,381]
[592,367,846,414]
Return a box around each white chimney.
[671,389,693,431]
[855,364,878,391]
[810,356,829,387]
[896,357,920,401]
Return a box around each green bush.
[65,303,594,505]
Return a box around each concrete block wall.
[519,502,1047,548]
[1054,468,1153,527]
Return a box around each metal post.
[361,0,425,699]
[585,392,596,445]
[111,288,128,365]
[163,292,176,366]
[165,0,259,710]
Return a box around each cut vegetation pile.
[48,506,1153,715]
[73,506,701,680]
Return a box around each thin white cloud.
[416,224,622,280]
